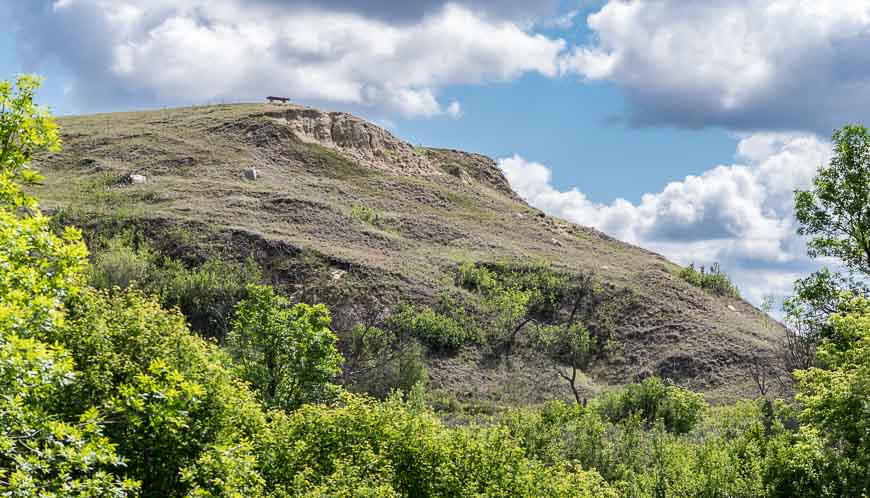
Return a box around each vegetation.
[3,77,870,496]
[679,262,740,298]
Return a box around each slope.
[33,103,784,405]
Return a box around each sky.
[3,0,870,306]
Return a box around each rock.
[550,238,564,247]
[243,167,259,180]
[728,305,737,312]
[128,174,147,184]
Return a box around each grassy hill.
[33,103,783,406]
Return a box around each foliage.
[157,257,262,339]
[534,323,595,404]
[679,262,740,298]
[87,233,262,339]
[341,323,428,399]
[227,284,343,410]
[387,304,474,353]
[257,393,617,497]
[0,74,59,209]
[595,377,708,435]
[51,289,267,497]
[793,298,870,495]
[0,335,135,497]
[795,125,870,275]
[350,204,383,226]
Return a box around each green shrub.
[256,393,618,497]
[51,289,266,497]
[680,262,740,298]
[596,377,707,434]
[88,234,156,290]
[156,257,261,340]
[387,304,474,353]
[350,204,382,226]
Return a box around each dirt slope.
[34,103,784,405]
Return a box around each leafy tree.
[227,284,343,410]
[795,125,870,275]
[794,298,870,495]
[51,289,267,497]
[0,335,135,496]
[0,74,59,208]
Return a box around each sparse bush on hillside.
[350,204,383,226]
[680,262,740,298]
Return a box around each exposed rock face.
[265,107,437,176]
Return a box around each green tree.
[793,298,870,495]
[795,125,870,275]
[227,284,343,410]
[0,75,133,496]
[0,75,59,209]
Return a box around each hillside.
[33,103,783,405]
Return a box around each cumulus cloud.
[563,0,870,132]
[7,0,566,116]
[500,133,832,303]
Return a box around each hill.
[33,103,783,406]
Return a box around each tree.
[227,284,343,410]
[0,75,133,496]
[793,298,870,496]
[0,75,59,209]
[795,125,870,275]
[535,323,595,404]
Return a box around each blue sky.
[5,0,870,304]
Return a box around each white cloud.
[563,0,870,132]
[11,0,568,117]
[500,133,832,303]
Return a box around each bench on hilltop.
[267,96,291,104]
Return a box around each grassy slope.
[34,103,784,406]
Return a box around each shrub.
[342,324,428,399]
[256,393,618,497]
[350,204,382,226]
[88,232,262,340]
[88,233,156,290]
[680,262,740,298]
[596,377,707,434]
[387,304,474,353]
[156,257,261,340]
[51,289,267,497]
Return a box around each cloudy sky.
[3,0,870,304]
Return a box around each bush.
[350,204,382,226]
[88,234,156,290]
[87,233,262,340]
[387,304,474,353]
[51,289,267,497]
[256,393,618,497]
[596,377,707,434]
[680,262,740,298]
[156,257,261,340]
[342,324,428,399]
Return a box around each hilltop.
[33,103,783,406]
